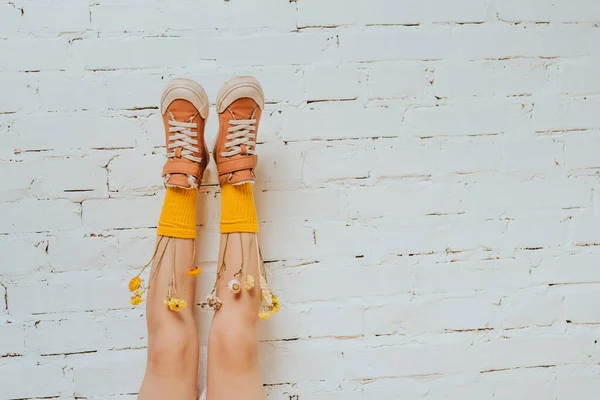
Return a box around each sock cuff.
[158,187,197,239]
[220,183,259,233]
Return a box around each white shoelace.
[167,112,201,163]
[220,119,257,157]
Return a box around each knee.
[211,317,258,370]
[148,324,198,376]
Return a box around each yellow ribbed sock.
[220,183,258,233]
[157,187,197,239]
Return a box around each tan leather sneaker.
[214,76,265,186]
[160,78,210,189]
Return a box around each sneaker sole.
[161,78,210,120]
[216,76,265,114]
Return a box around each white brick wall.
[0,1,599,399]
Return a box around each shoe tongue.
[230,98,259,120]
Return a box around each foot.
[214,76,265,186]
[161,78,210,189]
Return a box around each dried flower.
[271,295,280,313]
[258,311,271,320]
[129,276,142,292]
[130,295,143,306]
[245,274,255,290]
[205,294,223,311]
[187,267,202,277]
[227,279,241,294]
[164,297,187,312]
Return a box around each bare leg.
[207,233,265,400]
[138,237,199,400]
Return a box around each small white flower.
[227,279,242,294]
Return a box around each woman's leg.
[138,237,199,400]
[207,233,265,399]
[130,79,210,399]
[206,77,279,399]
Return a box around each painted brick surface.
[1,1,600,399]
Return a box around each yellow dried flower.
[164,297,187,312]
[258,311,271,320]
[130,295,143,306]
[129,276,142,292]
[187,267,202,276]
[245,274,255,290]
[271,295,281,313]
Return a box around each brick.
[305,304,364,338]
[102,316,147,350]
[83,196,162,230]
[215,32,341,66]
[573,215,600,245]
[108,153,163,192]
[500,293,563,328]
[404,102,529,137]
[4,157,108,199]
[565,294,600,323]
[565,132,600,169]
[496,0,552,22]
[10,115,140,152]
[368,63,427,99]
[434,61,550,98]
[342,27,455,62]
[556,374,600,400]
[503,137,563,173]
[468,177,591,215]
[298,0,357,27]
[0,239,46,275]
[304,65,360,101]
[534,99,600,133]
[356,0,424,25]
[344,342,478,378]
[21,0,90,32]
[427,0,489,23]
[9,273,125,314]
[26,319,105,355]
[435,141,501,174]
[0,200,81,233]
[48,235,120,272]
[366,296,499,335]
[106,73,164,110]
[0,323,25,356]
[73,37,210,70]
[490,368,555,400]
[0,364,69,398]
[559,60,600,95]
[73,350,146,395]
[479,335,590,371]
[278,263,414,303]
[256,188,347,222]
[415,259,531,294]
[38,75,107,111]
[0,75,38,113]
[0,4,19,37]
[0,39,69,71]
[347,183,466,218]
[284,106,403,141]
[533,255,600,285]
[553,0,600,22]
